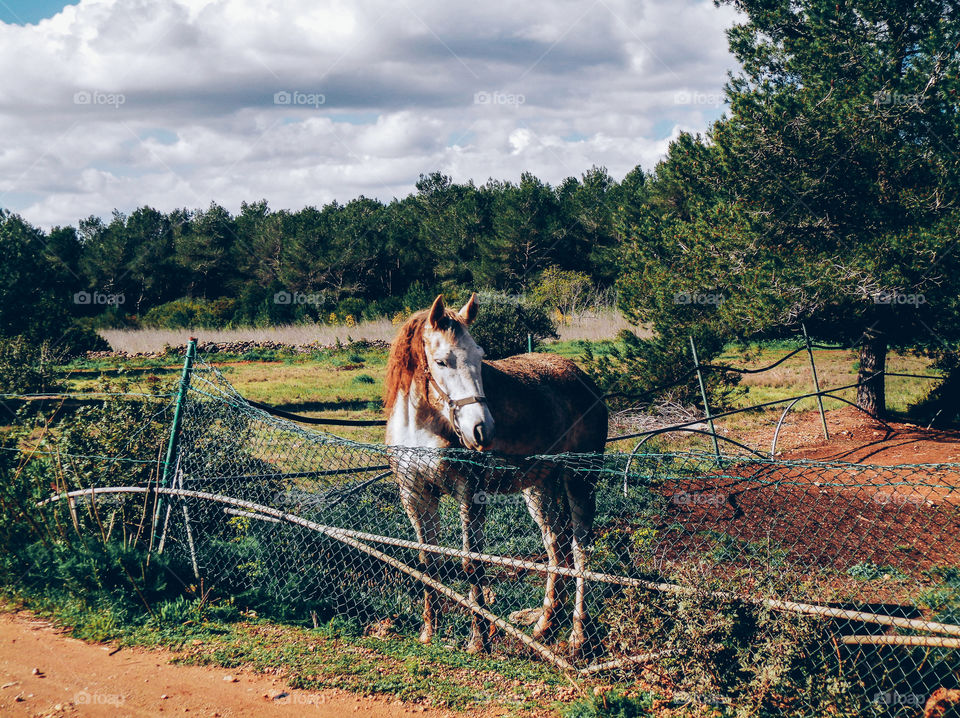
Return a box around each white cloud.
[0,0,739,227]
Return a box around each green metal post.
[803,323,829,441]
[527,333,533,353]
[690,336,721,460]
[155,338,197,538]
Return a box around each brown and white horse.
[384,294,608,656]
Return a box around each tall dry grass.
[100,310,642,353]
[100,319,398,354]
[555,310,647,342]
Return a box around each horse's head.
[422,293,495,451]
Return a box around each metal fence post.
[802,323,829,441]
[154,338,197,549]
[689,336,721,460]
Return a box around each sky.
[0,0,739,228]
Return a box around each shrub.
[531,266,595,321]
[561,690,657,718]
[468,291,557,360]
[141,297,239,329]
[0,336,64,395]
[599,562,862,717]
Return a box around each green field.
[55,337,940,452]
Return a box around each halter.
[423,366,487,445]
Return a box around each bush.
[468,291,558,360]
[531,266,595,320]
[561,691,657,718]
[599,564,861,718]
[0,336,64,394]
[141,297,239,329]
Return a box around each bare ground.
[0,611,469,718]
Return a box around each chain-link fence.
[35,355,928,716]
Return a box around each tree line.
[0,167,635,335]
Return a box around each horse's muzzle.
[471,421,494,451]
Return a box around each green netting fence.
[28,350,960,717]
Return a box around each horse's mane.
[383,308,465,412]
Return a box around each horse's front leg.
[459,488,490,653]
[566,474,596,658]
[400,478,441,644]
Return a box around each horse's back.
[482,353,607,455]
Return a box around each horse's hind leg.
[523,484,571,643]
[400,479,441,644]
[459,488,490,654]
[565,471,596,658]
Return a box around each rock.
[223,675,238,683]
[31,668,44,677]
[160,694,169,700]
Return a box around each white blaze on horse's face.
[424,294,495,451]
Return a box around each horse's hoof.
[532,616,558,643]
[567,631,595,659]
[465,637,490,654]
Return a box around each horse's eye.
[435,359,447,368]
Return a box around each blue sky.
[0,1,77,25]
[0,0,737,227]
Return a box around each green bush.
[0,336,64,394]
[141,297,239,329]
[599,564,862,718]
[468,291,557,360]
[561,691,657,718]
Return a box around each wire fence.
[26,348,960,717]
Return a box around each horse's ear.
[427,295,445,329]
[458,293,478,325]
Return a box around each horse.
[384,293,608,656]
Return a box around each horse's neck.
[386,387,452,449]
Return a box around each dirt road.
[0,611,461,718]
